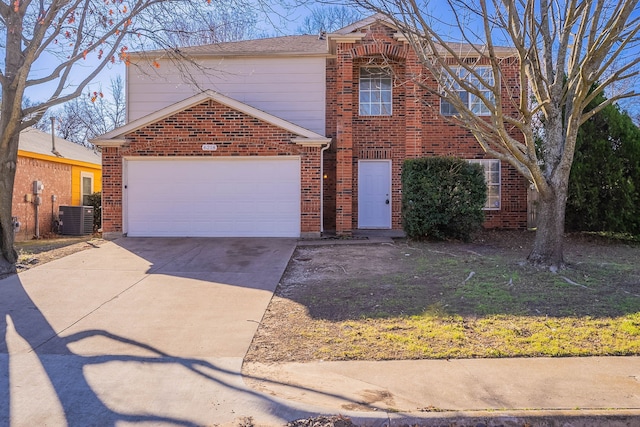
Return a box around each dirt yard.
[14,236,106,273]
[245,231,640,362]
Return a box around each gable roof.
[329,13,517,57]
[137,35,329,58]
[19,128,101,166]
[332,13,396,35]
[92,90,331,147]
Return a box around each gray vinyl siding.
[127,56,326,135]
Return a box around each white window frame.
[468,159,501,210]
[359,67,392,116]
[81,172,94,206]
[441,66,495,116]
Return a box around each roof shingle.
[142,35,328,57]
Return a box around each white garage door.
[125,157,301,237]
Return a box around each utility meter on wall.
[33,181,44,194]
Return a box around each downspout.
[320,140,332,234]
[51,117,62,157]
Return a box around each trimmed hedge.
[402,157,486,241]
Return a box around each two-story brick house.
[93,14,528,239]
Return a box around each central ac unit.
[59,205,93,235]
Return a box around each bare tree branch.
[347,0,639,267]
[0,0,266,273]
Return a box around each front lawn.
[245,231,640,361]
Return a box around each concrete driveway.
[0,237,322,426]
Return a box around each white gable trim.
[332,13,397,35]
[92,90,330,147]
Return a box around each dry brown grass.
[246,231,640,362]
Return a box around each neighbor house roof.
[136,35,329,58]
[19,127,101,166]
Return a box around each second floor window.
[359,67,392,116]
[441,66,494,116]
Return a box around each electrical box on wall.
[33,181,44,194]
[11,217,20,233]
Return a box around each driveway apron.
[0,237,320,426]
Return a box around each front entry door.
[358,160,392,229]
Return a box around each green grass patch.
[247,232,640,362]
[295,314,640,360]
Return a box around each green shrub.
[402,157,486,241]
[87,192,102,232]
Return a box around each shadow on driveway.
[0,238,386,426]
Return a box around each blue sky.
[25,1,304,105]
[26,1,639,120]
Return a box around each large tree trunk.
[0,5,25,278]
[0,133,19,278]
[527,183,568,269]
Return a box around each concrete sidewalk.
[1,237,639,426]
[245,357,640,425]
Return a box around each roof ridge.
[134,34,328,57]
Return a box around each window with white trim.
[359,67,392,116]
[81,172,94,206]
[441,66,495,116]
[469,159,500,209]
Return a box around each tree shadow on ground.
[279,233,640,321]
[0,265,387,426]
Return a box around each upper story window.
[441,66,495,116]
[468,159,501,209]
[359,67,392,116]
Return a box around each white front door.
[358,160,392,229]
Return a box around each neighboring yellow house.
[13,128,102,240]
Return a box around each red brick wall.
[351,57,407,230]
[101,147,122,236]
[328,23,528,233]
[101,100,322,236]
[324,58,338,231]
[12,156,71,241]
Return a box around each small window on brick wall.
[468,159,501,210]
[359,67,392,116]
[441,66,495,116]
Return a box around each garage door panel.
[126,158,301,237]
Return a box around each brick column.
[335,44,354,235]
[405,48,423,158]
[300,146,322,237]
[100,146,123,238]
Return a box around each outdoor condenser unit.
[59,205,93,236]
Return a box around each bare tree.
[34,76,126,145]
[349,0,639,268]
[297,5,363,34]
[0,0,249,276]
[164,2,259,46]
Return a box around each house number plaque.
[201,144,218,151]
